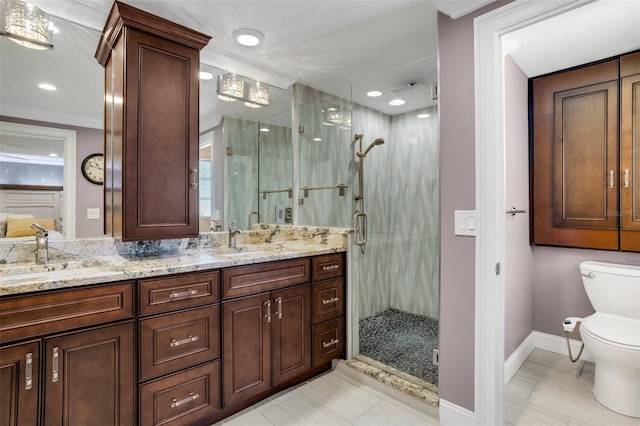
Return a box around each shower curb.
[342,356,439,408]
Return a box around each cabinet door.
[621,56,640,251]
[533,59,619,249]
[222,293,271,406]
[122,28,199,240]
[272,285,311,386]
[43,322,134,426]
[0,341,40,426]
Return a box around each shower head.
[361,137,385,157]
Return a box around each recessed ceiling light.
[389,99,405,106]
[417,113,430,118]
[199,71,213,80]
[233,29,264,47]
[49,153,59,157]
[313,137,322,142]
[38,83,56,91]
[367,91,382,97]
[260,127,270,132]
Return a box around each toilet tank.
[580,261,640,320]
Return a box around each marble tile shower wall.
[294,84,439,320]
[258,123,293,224]
[352,105,440,320]
[295,84,355,227]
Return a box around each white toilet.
[579,261,640,418]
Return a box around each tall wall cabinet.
[532,51,640,251]
[95,1,211,241]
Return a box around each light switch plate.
[87,208,100,219]
[454,210,476,236]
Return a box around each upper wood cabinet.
[620,52,640,251]
[532,51,640,252]
[95,1,211,241]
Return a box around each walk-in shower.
[353,134,384,254]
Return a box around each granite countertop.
[0,225,350,297]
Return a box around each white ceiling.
[505,0,640,78]
[1,0,638,140]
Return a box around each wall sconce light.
[1,0,54,50]
[217,72,270,107]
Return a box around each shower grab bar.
[261,188,293,199]
[301,183,347,198]
[354,211,367,246]
[248,211,259,229]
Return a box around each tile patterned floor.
[216,363,439,425]
[359,308,439,387]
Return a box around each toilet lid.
[581,313,640,350]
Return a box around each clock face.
[81,153,104,185]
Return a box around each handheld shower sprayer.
[353,134,385,254]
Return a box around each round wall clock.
[81,153,104,185]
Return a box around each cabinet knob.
[264,299,272,323]
[190,167,198,189]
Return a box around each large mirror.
[0,15,293,241]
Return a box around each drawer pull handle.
[25,353,33,390]
[322,338,339,348]
[321,263,340,272]
[322,297,339,305]
[52,347,59,383]
[170,335,199,348]
[624,169,630,188]
[171,392,199,409]
[265,300,271,323]
[609,170,615,189]
[276,297,282,320]
[169,289,199,300]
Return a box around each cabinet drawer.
[139,360,220,426]
[312,278,345,325]
[311,253,345,282]
[139,305,220,381]
[312,318,344,367]
[222,258,310,299]
[139,271,219,316]
[0,282,134,343]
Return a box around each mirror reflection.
[0,16,294,240]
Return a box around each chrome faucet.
[31,223,49,265]
[228,221,242,249]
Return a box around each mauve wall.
[437,1,508,412]
[533,247,639,336]
[0,116,103,238]
[437,9,477,412]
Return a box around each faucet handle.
[31,223,49,237]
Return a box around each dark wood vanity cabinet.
[221,259,312,406]
[95,1,211,241]
[0,283,135,426]
[532,51,640,251]
[0,252,347,425]
[137,271,221,426]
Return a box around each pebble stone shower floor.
[359,308,439,387]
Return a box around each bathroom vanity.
[0,227,348,425]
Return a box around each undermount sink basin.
[0,259,105,277]
[215,249,268,258]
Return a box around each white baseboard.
[439,399,475,426]
[504,330,594,385]
[504,332,537,384]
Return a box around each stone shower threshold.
[344,355,439,408]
